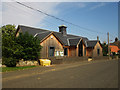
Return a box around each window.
[97,49,100,56]
[64,48,68,56]
[55,50,64,56]
[49,47,55,57]
[55,51,60,56]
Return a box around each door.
[64,48,68,56]
[49,47,55,57]
[78,41,83,56]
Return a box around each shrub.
[2,57,18,67]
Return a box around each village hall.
[16,25,103,58]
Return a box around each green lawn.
[1,66,37,72]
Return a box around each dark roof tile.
[86,40,98,47]
[69,38,81,46]
[17,25,90,46]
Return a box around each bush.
[16,32,42,61]
[2,57,18,67]
[102,44,108,56]
[1,25,42,67]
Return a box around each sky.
[1,1,118,43]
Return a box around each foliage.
[2,25,23,67]
[2,57,17,67]
[15,32,42,60]
[102,42,108,56]
[2,24,16,35]
[2,24,42,67]
[2,32,23,59]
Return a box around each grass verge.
[1,66,37,72]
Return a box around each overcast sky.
[1,1,118,43]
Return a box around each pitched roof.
[18,25,49,36]
[68,38,81,46]
[35,32,52,41]
[110,41,120,49]
[17,25,89,46]
[86,40,98,48]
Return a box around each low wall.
[48,56,119,64]
[92,56,109,60]
[16,60,39,66]
[2,56,119,67]
[48,56,88,64]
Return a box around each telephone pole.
[107,32,110,59]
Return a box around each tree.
[2,25,23,67]
[102,42,108,56]
[15,32,42,61]
[2,24,42,67]
[2,24,16,35]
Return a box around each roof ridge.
[18,25,88,39]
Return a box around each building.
[16,25,103,58]
[110,38,120,54]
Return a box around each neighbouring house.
[110,38,120,54]
[16,25,103,58]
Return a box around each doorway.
[78,41,83,56]
[49,47,55,57]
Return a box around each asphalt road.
[2,60,118,88]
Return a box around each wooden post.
[107,32,110,59]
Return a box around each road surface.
[2,60,118,88]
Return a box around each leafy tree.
[2,25,23,67]
[2,24,16,35]
[15,32,42,61]
[2,24,42,67]
[102,42,108,56]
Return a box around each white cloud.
[2,2,60,27]
[90,2,105,10]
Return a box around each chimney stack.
[97,36,99,41]
[59,25,67,36]
[115,37,118,42]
